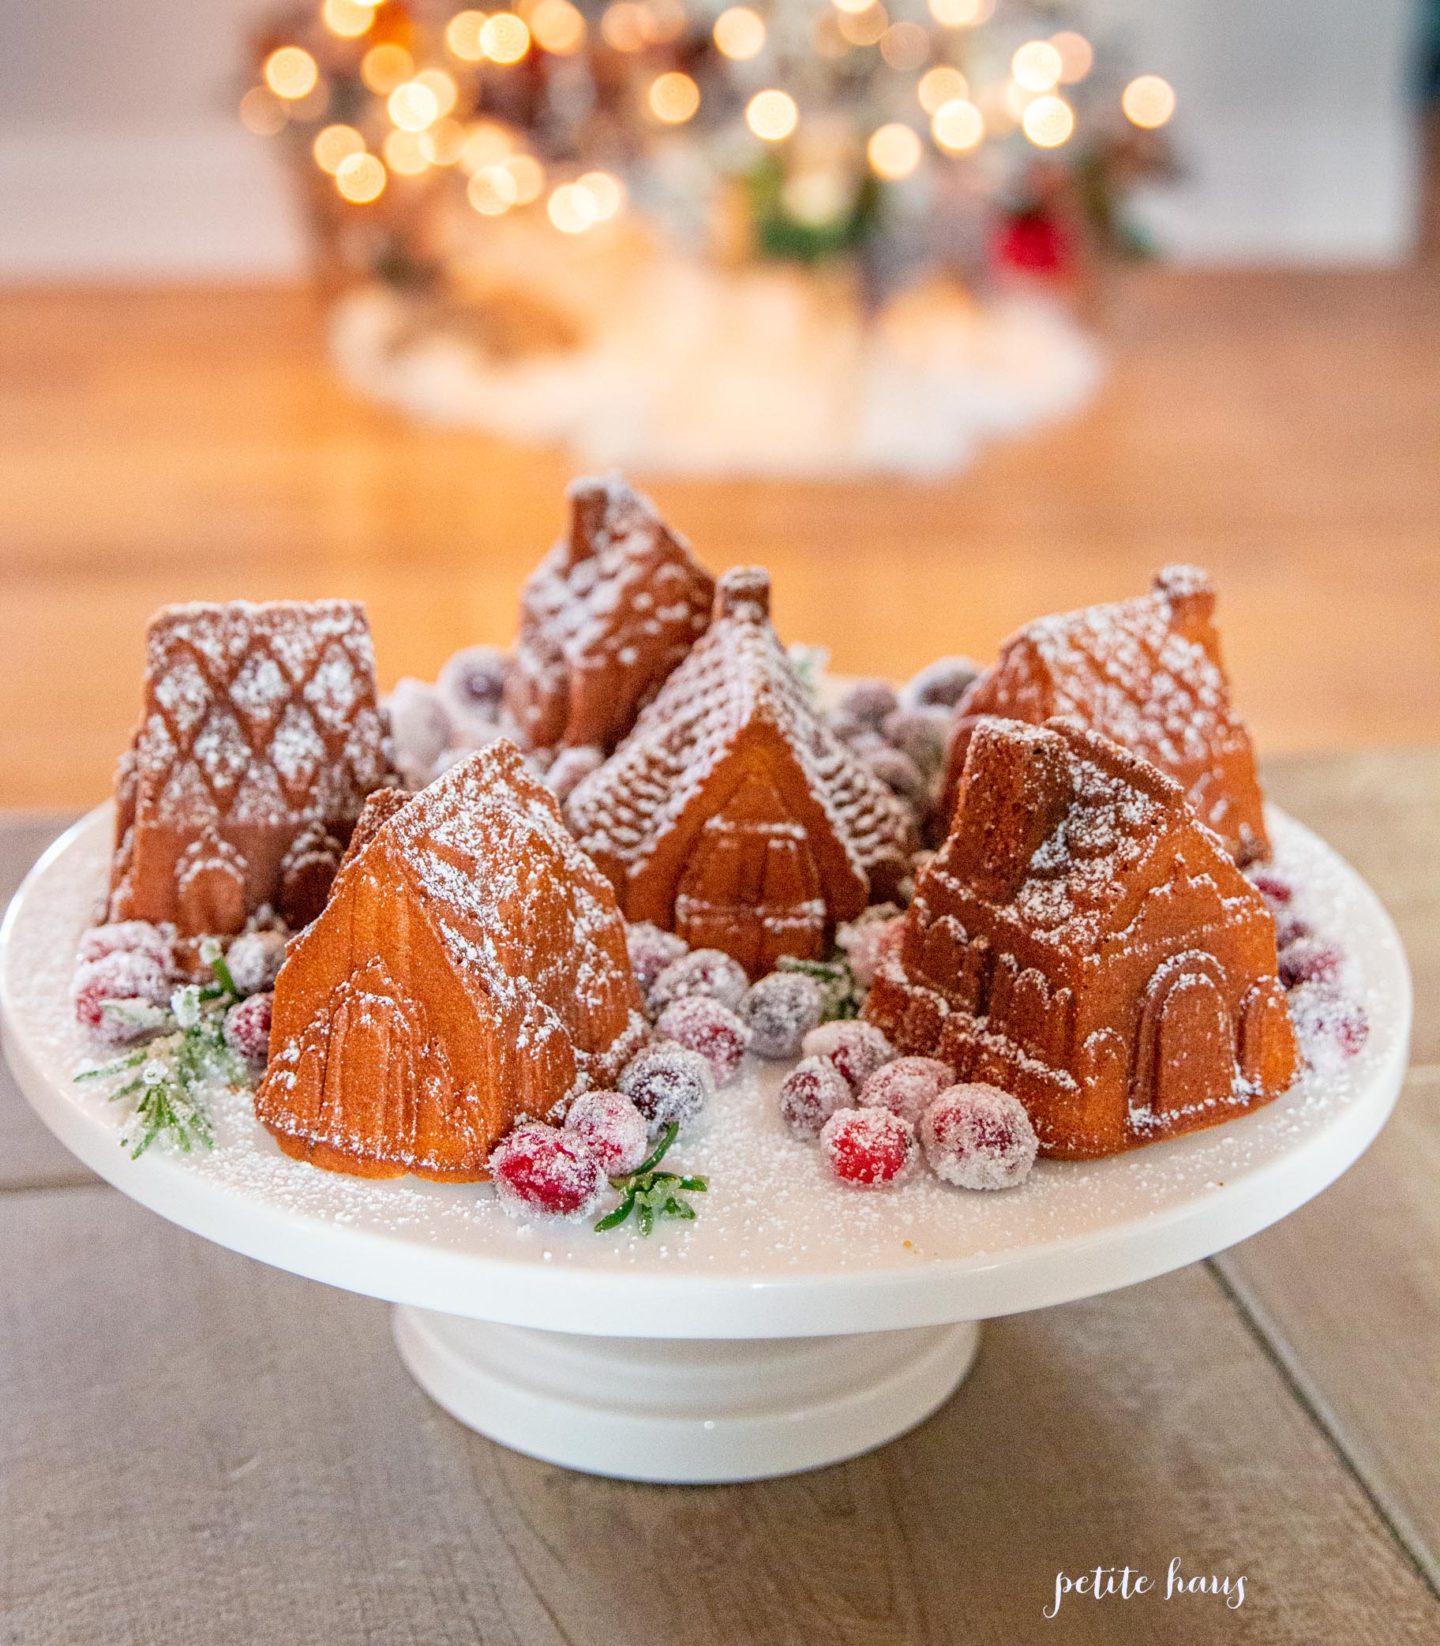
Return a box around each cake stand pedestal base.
[392,1308,981,1483]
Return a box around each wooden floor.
[1,264,1437,806]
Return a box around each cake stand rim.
[0,801,1412,1339]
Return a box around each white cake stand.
[1,807,1410,1483]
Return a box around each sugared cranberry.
[618,1045,714,1135]
[547,744,604,803]
[72,951,171,1036]
[836,912,904,988]
[881,706,951,776]
[838,679,901,730]
[437,645,508,723]
[902,655,980,710]
[778,1056,852,1140]
[920,1084,1038,1191]
[655,997,751,1085]
[801,1021,895,1092]
[648,949,748,1015]
[384,677,453,790]
[1289,984,1370,1065]
[1274,913,1313,951]
[1279,938,1343,990]
[1249,872,1294,907]
[864,746,928,805]
[563,1091,650,1176]
[625,922,689,996]
[224,929,287,995]
[858,1057,954,1126]
[489,1123,607,1221]
[820,1107,916,1188]
[739,972,823,1059]
[77,921,173,971]
[223,992,274,1069]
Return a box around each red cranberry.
[618,1045,714,1135]
[820,1107,916,1189]
[224,930,287,995]
[648,949,748,1015]
[72,951,171,1036]
[838,679,901,729]
[563,1091,650,1176]
[902,655,980,710]
[625,922,689,995]
[77,921,173,970]
[801,1021,895,1092]
[739,972,823,1059]
[778,1056,851,1140]
[223,992,274,1069]
[489,1123,607,1221]
[437,645,507,721]
[858,1057,954,1126]
[920,1084,1038,1191]
[1249,872,1294,907]
[1274,913,1313,951]
[836,912,904,988]
[655,996,751,1086]
[864,746,928,805]
[1279,938,1343,990]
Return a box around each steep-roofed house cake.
[502,475,715,757]
[255,741,648,1180]
[107,600,392,939]
[941,566,1270,864]
[565,567,914,977]
[866,717,1296,1158]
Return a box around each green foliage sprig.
[595,1122,707,1237]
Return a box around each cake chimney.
[564,476,615,565]
[715,566,771,624]
[1153,564,1216,647]
[949,719,1074,901]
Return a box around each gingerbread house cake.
[107,600,392,938]
[565,567,913,977]
[255,740,648,1180]
[867,717,1296,1158]
[502,475,715,757]
[941,566,1270,864]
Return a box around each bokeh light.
[445,11,488,61]
[649,71,701,124]
[312,123,365,174]
[1011,40,1062,93]
[239,86,287,136]
[1123,74,1176,129]
[927,0,990,26]
[361,44,414,94]
[578,170,626,220]
[867,123,922,181]
[880,22,930,72]
[263,47,318,101]
[335,151,387,203]
[531,0,587,55]
[481,13,531,64]
[930,97,983,153]
[548,182,598,233]
[1051,32,1094,84]
[713,7,766,61]
[1021,93,1074,148]
[388,81,441,132]
[383,130,431,176]
[746,89,799,142]
[503,153,547,203]
[918,65,966,114]
[321,0,374,39]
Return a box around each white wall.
[0,0,1424,279]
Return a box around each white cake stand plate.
[0,808,1411,1482]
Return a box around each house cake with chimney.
[565,567,914,977]
[107,600,392,938]
[867,717,1297,1158]
[942,566,1270,864]
[502,475,715,757]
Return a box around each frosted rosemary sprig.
[776,953,859,1020]
[595,1122,707,1236]
[75,947,244,1159]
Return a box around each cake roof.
[131,599,388,830]
[565,568,911,889]
[935,716,1243,953]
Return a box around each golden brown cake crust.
[255,740,648,1181]
[565,568,915,977]
[502,476,715,755]
[940,566,1270,864]
[867,717,1297,1159]
[107,600,393,938]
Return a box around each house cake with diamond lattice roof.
[106,600,393,937]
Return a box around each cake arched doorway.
[673,770,826,974]
[1134,951,1239,1122]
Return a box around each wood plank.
[0,813,93,1189]
[1215,1066,1440,1589]
[2,269,1439,806]
[2,1186,1435,1645]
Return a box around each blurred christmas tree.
[240,1,1178,472]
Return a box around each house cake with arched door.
[865,717,1297,1158]
[255,741,648,1180]
[107,600,393,940]
[564,567,913,977]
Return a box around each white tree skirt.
[330,262,1102,477]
